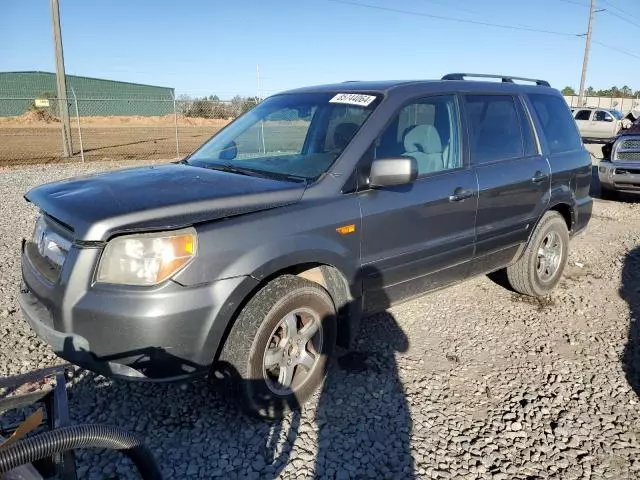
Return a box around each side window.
[528,94,582,154]
[575,109,592,121]
[594,110,612,122]
[515,97,538,157]
[465,95,524,164]
[375,95,461,176]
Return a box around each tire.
[506,211,569,297]
[216,275,336,419]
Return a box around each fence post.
[71,88,84,163]
[172,92,180,159]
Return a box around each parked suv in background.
[20,73,592,418]
[572,107,624,142]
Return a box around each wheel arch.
[515,200,574,266]
[548,202,573,232]
[209,254,361,366]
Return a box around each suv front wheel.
[217,275,337,419]
[506,211,569,297]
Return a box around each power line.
[325,0,577,37]
[602,7,640,29]
[600,0,640,23]
[558,0,589,6]
[593,40,640,60]
[325,0,640,70]
[558,0,640,28]
[413,0,482,16]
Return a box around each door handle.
[449,188,473,202]
[531,171,548,184]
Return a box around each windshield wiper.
[200,163,308,185]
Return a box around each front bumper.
[598,160,640,192]
[20,239,257,382]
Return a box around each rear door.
[465,94,550,264]
[526,92,591,223]
[573,109,594,138]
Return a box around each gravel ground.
[2,146,640,479]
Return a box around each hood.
[25,163,306,242]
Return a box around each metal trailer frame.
[0,365,77,479]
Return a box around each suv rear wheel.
[506,211,569,297]
[217,275,336,419]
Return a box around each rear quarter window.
[528,94,583,154]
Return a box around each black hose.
[0,424,162,479]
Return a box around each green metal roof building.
[0,71,175,116]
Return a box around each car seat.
[402,124,444,174]
[332,122,359,151]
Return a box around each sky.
[1,0,639,99]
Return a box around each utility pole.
[578,0,602,107]
[256,64,265,153]
[256,64,262,101]
[51,0,72,157]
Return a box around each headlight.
[96,228,197,286]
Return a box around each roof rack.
[442,73,550,87]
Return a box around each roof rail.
[442,73,550,87]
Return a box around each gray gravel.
[2,154,640,479]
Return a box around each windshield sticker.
[329,93,377,107]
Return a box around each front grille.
[28,215,73,282]
[25,241,61,284]
[614,135,640,163]
[617,152,640,161]
[620,139,640,149]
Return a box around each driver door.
[358,94,478,310]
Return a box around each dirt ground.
[0,124,222,166]
[0,121,610,168]
[0,114,230,166]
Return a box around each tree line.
[562,86,639,98]
[176,94,260,119]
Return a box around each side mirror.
[369,156,418,187]
[605,116,614,123]
[219,140,238,160]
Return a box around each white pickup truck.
[571,107,624,142]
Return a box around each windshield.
[187,92,380,182]
[610,110,624,120]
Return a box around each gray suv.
[20,74,592,418]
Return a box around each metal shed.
[0,71,175,116]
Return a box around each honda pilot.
[20,74,592,418]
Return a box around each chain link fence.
[564,95,640,113]
[0,96,259,166]
[4,94,639,166]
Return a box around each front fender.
[240,234,359,285]
[192,235,360,364]
[174,196,362,287]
